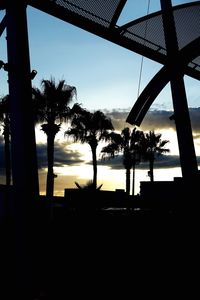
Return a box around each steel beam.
[160,0,198,178]
[6,0,39,296]
[6,0,39,197]
[28,0,200,81]
[0,15,6,37]
[126,37,200,126]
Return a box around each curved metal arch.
[119,0,200,32]
[0,15,6,37]
[126,36,200,126]
[126,67,168,125]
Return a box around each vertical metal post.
[6,0,39,296]
[160,0,198,178]
[6,1,39,195]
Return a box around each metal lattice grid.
[27,0,200,80]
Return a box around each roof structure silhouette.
[26,0,200,179]
[0,4,199,298]
[27,0,200,80]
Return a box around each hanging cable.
[124,0,151,129]
[136,0,151,99]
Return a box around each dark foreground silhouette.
[0,179,199,299]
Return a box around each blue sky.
[1,0,198,111]
[29,0,200,111]
[0,0,199,195]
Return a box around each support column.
[6,0,39,199]
[6,0,40,297]
[160,0,198,178]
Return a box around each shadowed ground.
[1,190,198,299]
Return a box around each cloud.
[36,141,84,169]
[105,107,200,132]
[106,108,175,131]
[105,109,130,131]
[0,106,200,181]
[0,138,85,181]
[140,110,175,131]
[189,108,200,133]
[99,153,200,170]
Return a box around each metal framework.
[27,0,200,80]
[0,0,199,296]
[127,36,200,126]
[26,0,200,178]
[0,0,199,187]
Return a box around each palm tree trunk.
[91,144,97,189]
[46,132,55,199]
[126,168,131,195]
[149,157,154,182]
[43,122,60,200]
[3,118,11,219]
[4,119,11,186]
[132,162,136,196]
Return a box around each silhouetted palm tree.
[32,78,76,199]
[102,127,143,195]
[75,180,103,190]
[65,108,114,189]
[142,130,170,182]
[0,95,11,186]
[130,128,144,195]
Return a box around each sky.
[0,0,200,195]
